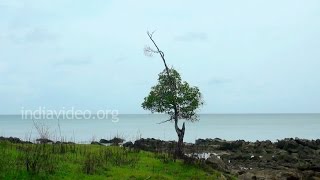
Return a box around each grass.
[0,140,234,180]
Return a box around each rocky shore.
[1,136,320,179]
[130,138,320,179]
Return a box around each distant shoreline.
[1,114,320,143]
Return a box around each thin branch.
[144,46,158,57]
[157,119,172,124]
[146,31,170,72]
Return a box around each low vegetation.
[0,140,232,179]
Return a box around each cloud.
[174,32,208,42]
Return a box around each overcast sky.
[0,0,320,114]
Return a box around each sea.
[0,114,319,143]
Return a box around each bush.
[18,144,57,175]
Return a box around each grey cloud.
[174,32,208,42]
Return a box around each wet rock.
[193,138,320,179]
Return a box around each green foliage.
[142,68,204,122]
[19,144,57,175]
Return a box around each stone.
[206,155,229,172]
[123,141,134,148]
[36,138,54,144]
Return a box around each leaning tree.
[142,31,204,157]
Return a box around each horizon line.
[0,113,319,116]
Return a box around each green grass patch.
[0,141,234,179]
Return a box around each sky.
[0,0,320,114]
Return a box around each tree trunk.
[174,118,185,157]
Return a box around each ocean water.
[0,114,319,143]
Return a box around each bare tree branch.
[157,119,172,124]
[146,31,170,72]
[144,45,158,57]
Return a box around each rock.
[295,138,319,150]
[134,138,176,152]
[91,141,103,146]
[36,138,54,144]
[123,141,134,148]
[206,155,229,172]
[0,136,27,144]
[99,139,110,144]
[217,140,246,151]
[110,137,125,144]
[195,138,206,145]
[55,141,75,145]
[89,137,320,179]
[275,138,318,153]
[238,169,302,180]
[99,137,125,145]
[195,138,226,146]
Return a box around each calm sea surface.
[0,114,319,143]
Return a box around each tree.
[142,31,204,157]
